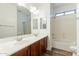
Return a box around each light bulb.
[30,6,37,12]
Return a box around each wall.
[0,3,17,38]
[77,3,79,56]
[50,3,76,51]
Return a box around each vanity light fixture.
[33,10,39,15]
[30,6,39,15]
[30,6,37,13]
[43,18,46,21]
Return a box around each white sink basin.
[15,36,36,45]
[14,40,29,45]
[22,36,36,41]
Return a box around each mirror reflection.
[0,4,31,39]
[40,17,47,29]
[33,18,38,29]
[17,6,31,35]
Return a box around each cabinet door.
[40,38,45,55]
[31,41,40,56]
[39,36,48,55]
[44,36,48,52]
[25,46,31,56]
[11,48,26,56]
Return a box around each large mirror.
[0,4,31,39]
[17,6,31,35]
[33,18,38,29]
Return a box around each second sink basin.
[15,35,36,45]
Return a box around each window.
[55,9,76,17]
[65,10,76,15]
[56,13,64,16]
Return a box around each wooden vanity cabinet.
[11,36,48,56]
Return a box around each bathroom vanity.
[0,34,48,56]
[11,36,48,56]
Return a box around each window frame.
[55,9,76,17]
[55,12,65,16]
[65,9,76,15]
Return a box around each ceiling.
[53,3,76,8]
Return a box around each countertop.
[0,33,48,56]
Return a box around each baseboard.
[51,47,73,56]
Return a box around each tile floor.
[44,48,72,56]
